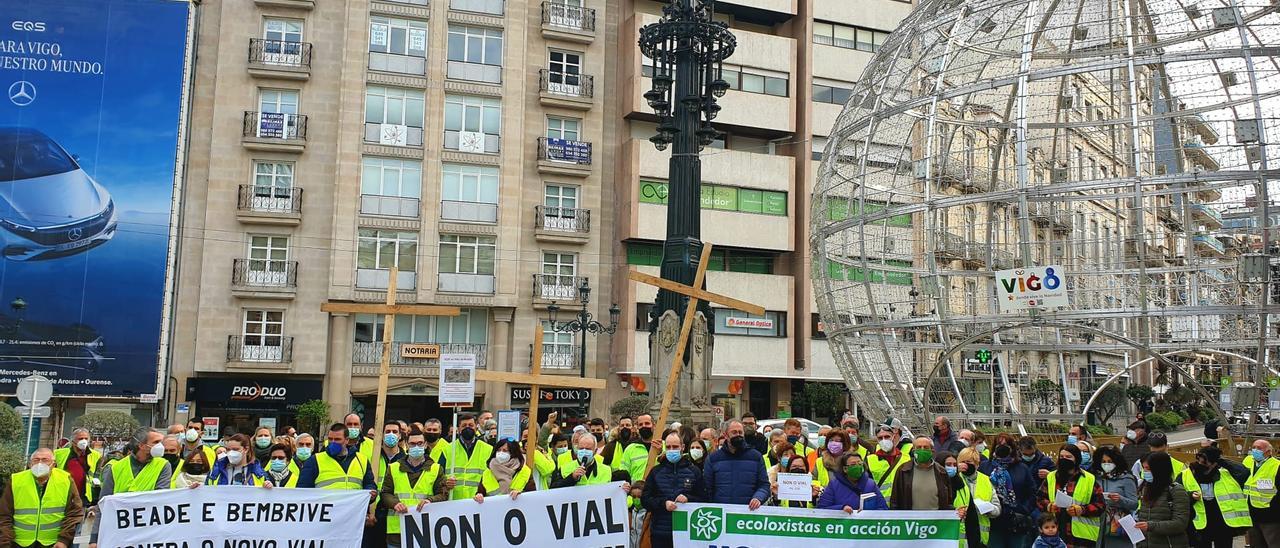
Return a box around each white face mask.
[958,438,970,447]
[186,429,200,443]
[1125,430,1137,441]
[879,439,894,452]
[976,443,987,453]
[226,450,244,465]
[30,463,50,478]
[149,443,165,459]
[1100,462,1116,473]
[690,448,705,461]
[495,451,511,463]
[75,439,89,451]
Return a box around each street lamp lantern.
[544,278,619,378]
[578,278,591,305]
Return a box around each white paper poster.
[776,472,813,502]
[439,354,477,406]
[370,23,389,47]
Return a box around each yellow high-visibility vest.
[385,461,440,535]
[53,448,101,502]
[446,440,493,500]
[954,472,994,547]
[1046,471,1100,541]
[868,453,909,498]
[556,453,612,486]
[314,451,368,490]
[11,469,72,547]
[1186,467,1252,529]
[109,457,166,493]
[480,465,532,495]
[1245,457,1278,509]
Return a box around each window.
[263,18,302,42]
[444,95,501,153]
[813,21,889,53]
[360,157,421,217]
[539,252,577,299]
[357,229,418,272]
[812,83,854,105]
[365,86,425,147]
[259,89,298,114]
[626,242,663,267]
[441,163,499,205]
[446,25,503,83]
[719,65,788,97]
[639,180,787,215]
[545,184,578,210]
[717,309,785,337]
[355,308,489,344]
[250,162,295,210]
[547,117,581,141]
[246,235,290,285]
[369,17,427,74]
[541,321,575,367]
[547,50,582,93]
[1088,157,1097,180]
[825,198,912,227]
[439,235,496,275]
[964,279,977,315]
[255,89,300,139]
[964,206,977,241]
[1073,146,1084,179]
[242,310,284,359]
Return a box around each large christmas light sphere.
[812,0,1280,431]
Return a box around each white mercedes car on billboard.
[0,127,117,261]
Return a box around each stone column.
[491,307,515,407]
[326,313,352,413]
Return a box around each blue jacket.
[641,457,707,534]
[703,443,769,505]
[816,472,887,511]
[207,458,267,485]
[980,458,1038,518]
[1023,450,1056,478]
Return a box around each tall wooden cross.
[628,243,765,474]
[319,267,462,483]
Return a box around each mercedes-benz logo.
[7,81,35,107]
[67,228,82,241]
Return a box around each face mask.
[690,448,704,461]
[1058,458,1077,471]
[1021,454,1036,463]
[164,454,180,467]
[730,436,746,450]
[787,435,800,444]
[149,443,165,459]
[327,441,344,457]
[963,463,977,476]
[665,450,682,463]
[639,427,654,440]
[1251,448,1267,462]
[846,465,864,479]
[817,436,827,448]
[958,438,970,447]
[76,439,89,451]
[269,459,287,472]
[384,433,399,447]
[878,439,894,452]
[618,429,632,441]
[827,441,844,455]
[1141,470,1153,483]
[592,432,604,443]
[914,449,933,464]
[460,427,476,442]
[1101,462,1116,473]
[347,427,361,439]
[976,442,987,454]
[790,467,807,474]
[424,432,441,443]
[604,431,613,442]
[495,451,511,463]
[296,447,312,460]
[849,434,858,443]
[1125,430,1137,441]
[226,451,244,465]
[30,463,51,478]
[186,429,200,443]
[185,462,208,475]
[1080,453,1092,467]
[945,465,958,477]
[576,449,593,463]
[554,446,568,456]
[1066,435,1078,446]
[256,436,271,449]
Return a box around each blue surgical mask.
[407,446,426,459]
[665,450,682,463]
[554,447,568,456]
[576,449,594,462]
[1251,448,1267,462]
[269,459,287,472]
[327,441,344,457]
[1080,453,1091,468]
[384,433,399,447]
[1021,454,1035,462]
[1066,435,1078,446]
[347,427,361,439]
[817,436,827,448]
[945,465,958,477]
[295,447,312,461]
[787,435,800,444]
[1141,470,1153,483]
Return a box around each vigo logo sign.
[995,265,1068,313]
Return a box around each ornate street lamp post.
[547,278,621,378]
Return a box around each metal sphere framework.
[811,0,1280,432]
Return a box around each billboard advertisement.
[0,0,190,396]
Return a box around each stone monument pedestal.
[649,309,716,428]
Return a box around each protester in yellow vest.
[181,419,218,469]
[534,434,570,490]
[1184,446,1252,548]
[950,449,998,548]
[551,433,611,487]
[53,428,100,505]
[1134,453,1191,547]
[89,428,172,548]
[867,426,909,498]
[423,419,450,466]
[1036,445,1103,548]
[344,413,374,464]
[1244,440,1280,548]
[382,428,450,548]
[171,448,211,489]
[0,448,84,548]
[444,413,493,500]
[839,419,869,459]
[262,443,299,488]
[474,439,534,502]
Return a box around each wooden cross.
[319,266,462,483]
[495,323,607,470]
[627,243,765,475]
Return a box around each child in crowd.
[1032,513,1067,548]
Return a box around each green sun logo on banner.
[689,507,724,541]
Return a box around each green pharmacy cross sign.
[976,349,993,364]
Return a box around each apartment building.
[172,0,616,429]
[611,0,915,421]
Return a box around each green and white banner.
[672,506,960,548]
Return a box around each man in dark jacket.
[1120,420,1151,470]
[1017,437,1056,482]
[889,437,954,510]
[704,420,768,509]
[642,432,707,548]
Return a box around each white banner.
[995,265,1068,312]
[672,506,959,548]
[98,486,370,548]
[400,482,629,548]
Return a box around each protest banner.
[399,482,629,548]
[672,506,960,548]
[97,486,369,548]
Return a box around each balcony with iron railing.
[231,258,298,298]
[1193,233,1226,256]
[933,230,968,260]
[539,69,594,110]
[247,39,312,79]
[237,185,302,225]
[1183,138,1221,171]
[350,341,487,376]
[533,274,581,302]
[539,345,580,370]
[1191,203,1224,228]
[242,111,308,152]
[541,1,596,42]
[227,335,293,367]
[534,205,590,243]
[537,137,592,177]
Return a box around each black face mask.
[592,432,604,443]
[639,427,654,440]
[1058,458,1078,472]
[164,454,180,468]
[424,432,441,443]
[184,463,208,475]
[744,428,757,438]
[460,427,476,442]
[618,429,632,442]
[730,436,746,450]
